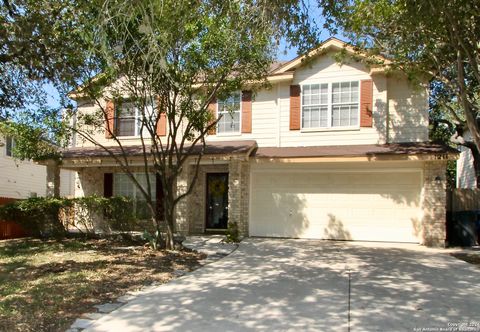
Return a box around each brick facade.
[421,160,448,247]
[175,158,250,237]
[73,158,449,247]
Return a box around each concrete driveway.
[85,239,480,332]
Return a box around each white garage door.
[249,164,423,243]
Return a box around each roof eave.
[270,37,391,76]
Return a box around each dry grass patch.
[0,238,205,332]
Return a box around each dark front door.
[206,173,229,230]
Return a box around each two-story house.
[60,38,457,247]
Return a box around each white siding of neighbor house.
[74,52,429,149]
[0,136,75,199]
[457,145,477,189]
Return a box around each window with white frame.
[302,81,359,129]
[5,136,15,157]
[217,92,241,134]
[113,173,156,219]
[116,102,141,136]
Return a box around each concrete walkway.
[84,239,480,332]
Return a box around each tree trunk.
[162,180,175,250]
[164,204,175,250]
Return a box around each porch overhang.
[58,140,257,169]
[253,142,459,163]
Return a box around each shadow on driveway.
[85,239,480,332]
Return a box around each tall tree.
[0,0,100,115]
[319,0,480,186]
[71,0,319,248]
[0,0,99,174]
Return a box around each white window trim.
[5,136,15,158]
[300,80,361,132]
[115,103,142,138]
[216,92,242,136]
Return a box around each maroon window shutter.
[156,113,167,136]
[207,97,217,135]
[289,85,301,130]
[156,96,167,136]
[360,80,373,127]
[241,90,252,133]
[105,100,115,138]
[103,173,113,197]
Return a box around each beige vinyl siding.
[249,161,424,243]
[277,54,388,147]
[206,87,278,147]
[387,76,429,143]
[73,52,429,149]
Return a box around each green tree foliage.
[69,0,319,249]
[0,0,100,115]
[0,0,101,163]
[319,0,480,186]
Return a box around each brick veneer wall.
[228,159,250,236]
[176,159,250,236]
[422,160,448,247]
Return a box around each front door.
[206,173,229,230]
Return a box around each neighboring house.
[457,147,476,189]
[456,131,477,188]
[61,38,458,247]
[0,135,75,200]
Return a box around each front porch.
[57,140,255,236]
[176,159,250,236]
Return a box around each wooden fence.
[0,197,29,240]
[448,189,480,212]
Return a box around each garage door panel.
[250,167,423,243]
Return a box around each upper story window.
[5,136,15,157]
[116,103,141,137]
[302,81,359,129]
[217,92,241,134]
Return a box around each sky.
[43,6,342,110]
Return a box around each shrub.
[70,195,139,233]
[225,221,240,243]
[0,197,71,238]
[0,195,142,239]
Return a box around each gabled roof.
[268,37,390,77]
[70,38,389,99]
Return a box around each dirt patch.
[0,238,206,332]
[451,252,480,267]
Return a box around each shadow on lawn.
[0,239,204,332]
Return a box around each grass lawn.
[0,237,205,332]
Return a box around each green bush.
[0,197,71,238]
[225,221,240,243]
[72,195,142,233]
[0,195,143,238]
